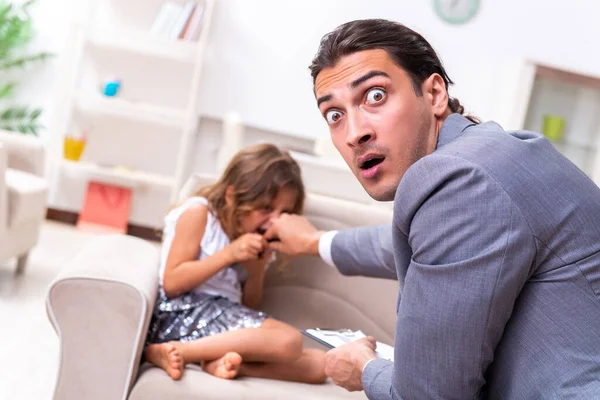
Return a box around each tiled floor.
[0,221,151,400]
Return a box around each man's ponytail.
[448,97,480,124]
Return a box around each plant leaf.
[1,108,14,120]
[16,124,28,133]
[0,82,15,98]
[23,0,37,10]
[14,106,27,119]
[30,108,41,119]
[0,51,52,70]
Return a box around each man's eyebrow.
[351,71,390,88]
[317,94,332,107]
[316,71,389,107]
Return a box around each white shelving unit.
[496,60,600,184]
[88,31,198,63]
[74,92,187,127]
[61,160,174,189]
[49,0,215,228]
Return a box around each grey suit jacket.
[331,114,600,399]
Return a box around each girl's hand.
[227,233,266,263]
[243,248,273,278]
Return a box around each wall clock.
[433,0,480,25]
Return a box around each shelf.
[74,92,187,127]
[552,139,597,153]
[61,160,174,189]
[88,31,197,63]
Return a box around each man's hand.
[264,214,324,257]
[324,337,377,392]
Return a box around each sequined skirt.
[146,290,268,345]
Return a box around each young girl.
[144,144,326,384]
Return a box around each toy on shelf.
[102,78,121,97]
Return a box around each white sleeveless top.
[159,197,247,303]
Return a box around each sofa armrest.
[0,130,45,176]
[47,234,160,400]
[0,143,6,232]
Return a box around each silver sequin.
[146,288,267,345]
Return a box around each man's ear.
[422,73,449,118]
[225,185,235,206]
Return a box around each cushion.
[129,363,369,400]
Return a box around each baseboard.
[46,208,162,242]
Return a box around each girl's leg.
[144,318,303,380]
[178,318,303,363]
[235,348,327,384]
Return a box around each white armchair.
[0,130,48,273]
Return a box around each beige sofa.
[0,130,48,273]
[46,174,397,400]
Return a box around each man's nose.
[345,110,374,148]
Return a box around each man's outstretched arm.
[330,225,397,280]
[266,215,398,280]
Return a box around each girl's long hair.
[194,143,305,239]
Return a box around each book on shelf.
[151,0,205,42]
[150,2,181,38]
[181,2,206,41]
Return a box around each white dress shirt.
[318,230,338,267]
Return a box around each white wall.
[14,0,600,139]
[17,0,600,142]
[198,0,600,136]
[13,0,600,226]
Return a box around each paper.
[303,328,395,362]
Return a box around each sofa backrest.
[180,173,398,344]
[263,192,397,345]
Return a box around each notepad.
[303,328,394,362]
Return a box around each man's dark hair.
[309,19,479,123]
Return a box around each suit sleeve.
[362,154,536,399]
[330,224,399,280]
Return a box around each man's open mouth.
[360,157,385,170]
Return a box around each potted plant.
[0,0,51,136]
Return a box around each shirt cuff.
[318,230,338,268]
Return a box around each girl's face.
[240,187,299,235]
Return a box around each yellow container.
[542,115,565,142]
[63,137,86,161]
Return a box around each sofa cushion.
[262,259,398,346]
[5,168,47,227]
[129,363,368,400]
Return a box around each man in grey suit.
[265,19,600,399]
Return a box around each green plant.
[0,0,52,135]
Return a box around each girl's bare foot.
[145,342,184,380]
[202,352,243,379]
